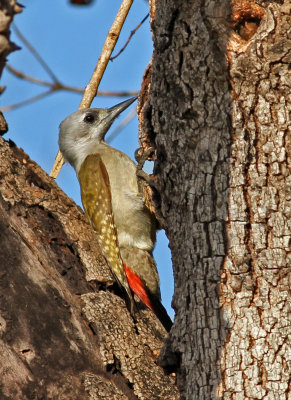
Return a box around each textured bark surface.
[0,0,21,134]
[0,137,179,399]
[141,0,232,398]
[220,1,291,399]
[0,0,21,77]
[141,0,290,399]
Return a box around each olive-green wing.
[78,153,135,314]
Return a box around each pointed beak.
[101,97,137,138]
[107,96,137,120]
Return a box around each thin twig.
[0,89,55,112]
[50,0,135,178]
[110,14,149,61]
[6,64,139,97]
[1,89,139,112]
[13,24,60,84]
[6,65,53,87]
[79,0,134,109]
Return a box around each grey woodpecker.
[58,97,172,331]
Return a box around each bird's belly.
[98,148,155,251]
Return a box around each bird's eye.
[84,113,95,123]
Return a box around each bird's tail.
[123,263,173,332]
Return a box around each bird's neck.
[73,141,110,173]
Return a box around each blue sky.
[1,0,174,318]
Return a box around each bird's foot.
[135,147,157,189]
[136,170,157,190]
[135,147,155,170]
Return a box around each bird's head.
[58,96,137,171]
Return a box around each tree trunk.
[221,1,290,398]
[0,0,21,135]
[0,4,179,400]
[0,139,179,400]
[140,0,290,399]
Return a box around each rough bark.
[0,0,21,134]
[141,0,232,398]
[0,0,21,77]
[140,0,290,399]
[0,137,179,400]
[220,1,290,399]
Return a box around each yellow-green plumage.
[58,99,172,331]
[78,153,135,314]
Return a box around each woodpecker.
[58,97,172,331]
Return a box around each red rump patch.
[123,262,173,332]
[123,263,154,312]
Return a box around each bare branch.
[0,89,55,112]
[6,64,139,97]
[110,14,149,61]
[79,0,135,109]
[13,24,60,84]
[6,65,53,87]
[50,0,135,179]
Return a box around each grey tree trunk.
[140,0,290,399]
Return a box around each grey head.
[58,96,137,172]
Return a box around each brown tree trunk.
[0,0,21,135]
[0,140,179,400]
[140,0,290,399]
[0,4,179,400]
[220,1,290,398]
